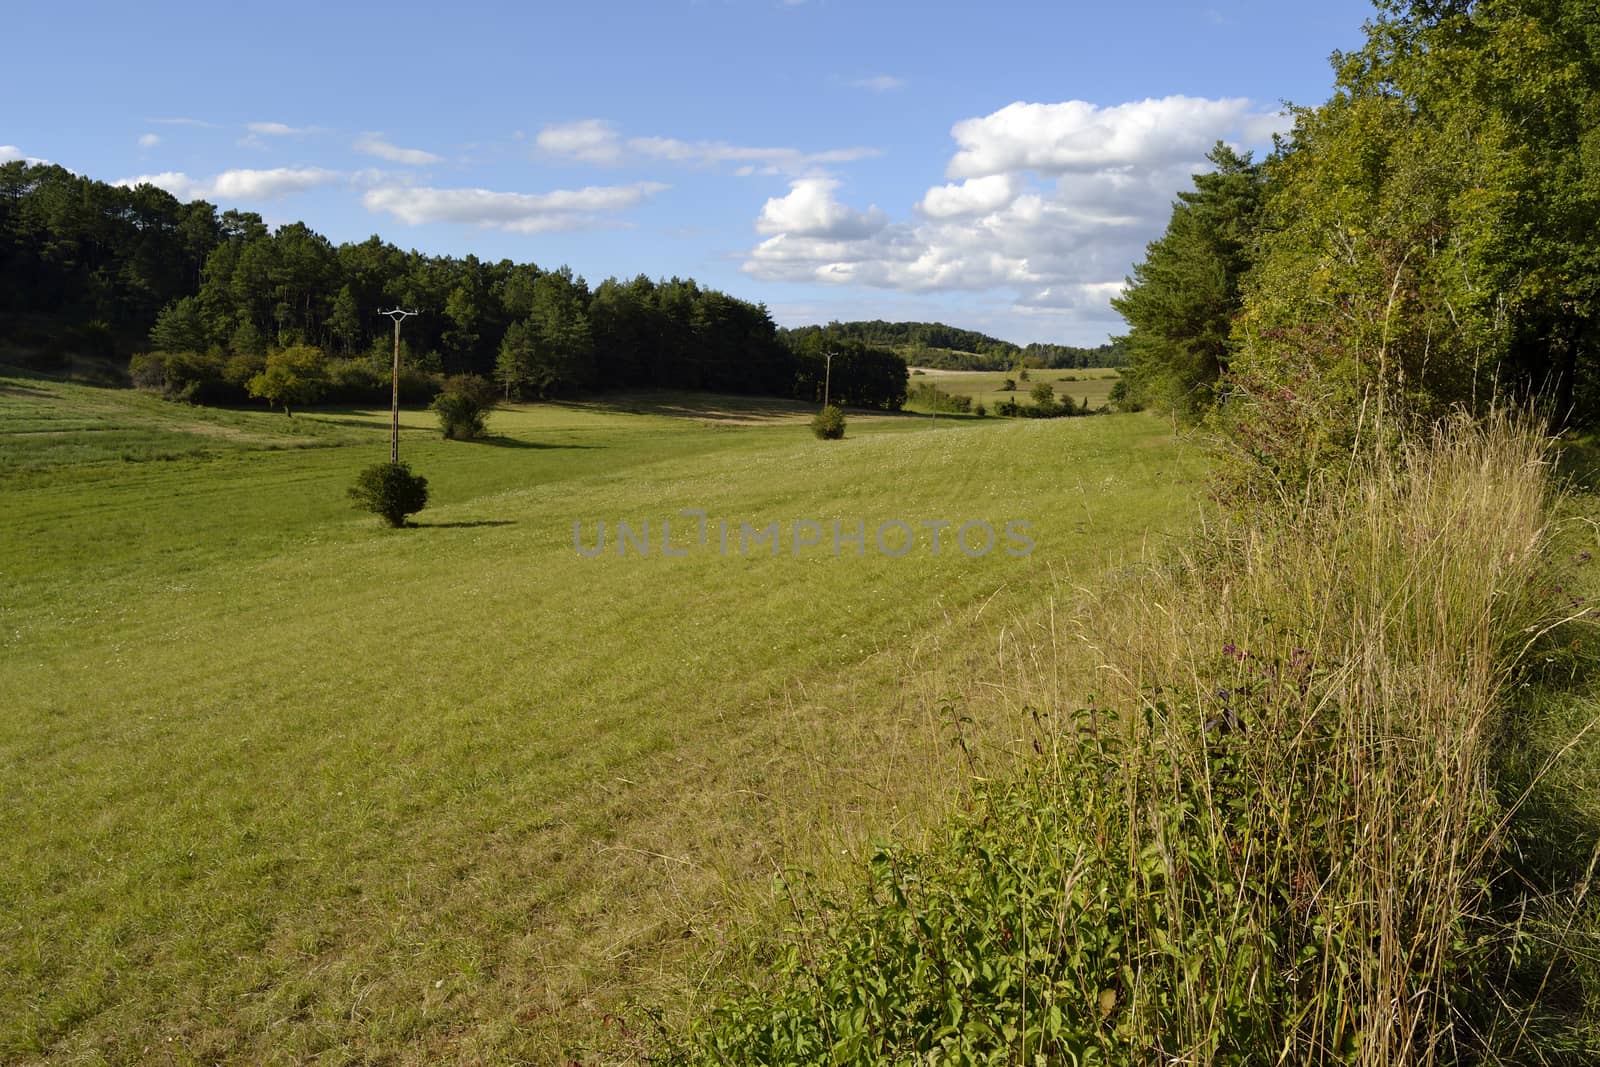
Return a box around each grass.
[0,372,1204,1063]
[905,367,1121,415]
[671,414,1600,1064]
[0,371,364,474]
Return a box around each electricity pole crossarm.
[379,308,419,463]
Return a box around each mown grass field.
[0,370,1202,1063]
[905,367,1121,414]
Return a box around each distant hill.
[777,320,1125,371]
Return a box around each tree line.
[780,320,1125,371]
[1114,0,1600,478]
[0,161,908,411]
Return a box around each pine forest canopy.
[0,162,1112,414]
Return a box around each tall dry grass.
[1073,412,1564,1062]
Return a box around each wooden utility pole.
[379,308,418,463]
[823,350,834,409]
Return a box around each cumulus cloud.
[536,119,880,175]
[115,167,341,201]
[361,180,668,233]
[757,178,886,239]
[849,74,906,92]
[946,96,1273,178]
[0,145,24,163]
[743,93,1285,336]
[918,174,1022,219]
[353,133,442,166]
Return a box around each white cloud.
[1,145,51,166]
[353,133,442,166]
[246,121,310,136]
[535,119,880,175]
[138,133,161,149]
[945,96,1273,178]
[210,167,338,198]
[918,174,1022,219]
[148,117,218,128]
[361,180,668,233]
[239,121,321,149]
[849,74,906,92]
[743,94,1285,337]
[115,167,341,201]
[757,178,886,239]
[535,119,624,164]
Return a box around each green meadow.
[0,372,1203,1063]
[904,367,1121,413]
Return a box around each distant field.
[0,371,1200,1063]
[905,366,1121,414]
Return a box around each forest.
[780,319,1124,371]
[0,161,908,411]
[1113,0,1600,467]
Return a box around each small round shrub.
[432,374,498,440]
[811,404,847,440]
[349,461,429,527]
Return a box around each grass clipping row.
[671,414,1593,1065]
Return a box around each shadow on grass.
[475,434,594,450]
[407,519,517,529]
[556,390,928,424]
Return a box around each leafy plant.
[348,461,429,527]
[811,404,846,440]
[431,374,498,440]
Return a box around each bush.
[811,404,846,440]
[431,374,497,440]
[322,359,443,407]
[1109,378,1144,413]
[907,382,973,414]
[130,350,240,404]
[348,461,429,527]
[128,351,167,393]
[221,352,264,394]
[322,358,385,404]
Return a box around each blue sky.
[3,0,1376,345]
